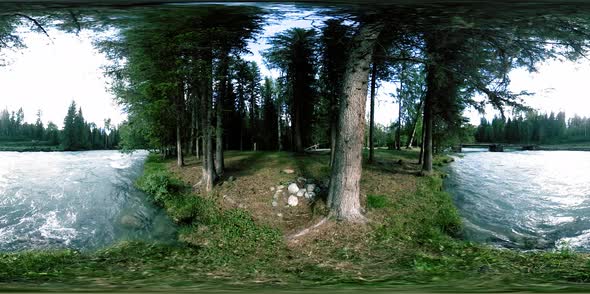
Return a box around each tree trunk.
[422,71,434,173]
[199,53,217,192]
[196,136,200,160]
[406,97,424,149]
[188,93,197,155]
[327,22,383,222]
[215,56,229,175]
[215,94,224,175]
[396,97,402,150]
[277,99,282,151]
[176,84,184,167]
[294,103,303,153]
[176,122,183,167]
[368,61,377,163]
[250,78,257,151]
[418,115,425,164]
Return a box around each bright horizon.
[2,19,590,129]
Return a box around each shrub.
[137,171,185,205]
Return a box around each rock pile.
[271,177,323,207]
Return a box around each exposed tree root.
[286,217,328,241]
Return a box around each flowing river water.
[0,150,176,252]
[446,148,590,251]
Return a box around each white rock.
[277,213,283,217]
[278,185,285,190]
[306,184,316,192]
[272,201,278,207]
[270,187,275,191]
[282,169,295,174]
[297,177,307,183]
[288,183,299,194]
[296,190,304,197]
[287,195,299,207]
[305,192,316,199]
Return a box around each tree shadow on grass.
[363,149,424,176]
[221,151,296,179]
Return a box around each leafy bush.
[136,171,185,205]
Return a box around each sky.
[0,27,123,128]
[2,10,590,129]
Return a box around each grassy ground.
[1,149,590,291]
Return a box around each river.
[0,150,176,252]
[446,148,590,251]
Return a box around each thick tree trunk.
[327,22,383,222]
[368,61,377,163]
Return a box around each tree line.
[0,101,119,150]
[476,112,590,144]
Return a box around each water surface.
[0,150,175,252]
[446,149,590,251]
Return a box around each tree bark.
[277,98,282,151]
[196,135,200,160]
[418,113,425,164]
[215,93,224,174]
[250,75,257,151]
[199,53,217,192]
[294,101,303,153]
[327,22,383,222]
[422,67,434,172]
[368,61,377,163]
[406,97,424,149]
[176,85,184,167]
[176,122,183,167]
[215,56,229,175]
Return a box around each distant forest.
[475,111,590,144]
[0,101,119,151]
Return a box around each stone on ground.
[287,195,299,207]
[282,169,295,174]
[288,183,299,194]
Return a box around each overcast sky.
[1,14,590,129]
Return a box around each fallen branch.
[286,217,328,241]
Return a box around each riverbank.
[538,142,590,151]
[2,149,590,291]
[0,141,61,152]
